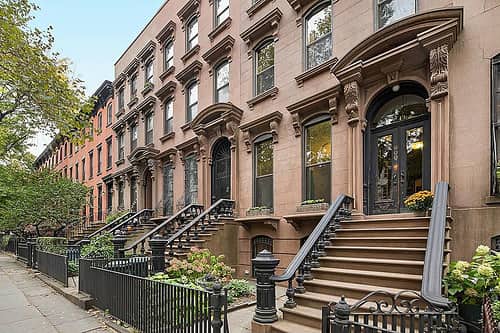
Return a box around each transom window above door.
[305,2,332,69]
[377,0,416,29]
[373,94,427,128]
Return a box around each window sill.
[295,57,338,87]
[127,96,138,108]
[141,83,154,96]
[246,0,274,18]
[106,166,112,171]
[116,109,125,118]
[115,159,125,166]
[486,196,500,205]
[159,66,175,81]
[208,17,232,42]
[246,86,279,109]
[97,172,102,176]
[181,45,200,64]
[235,216,280,231]
[181,122,192,132]
[160,132,175,142]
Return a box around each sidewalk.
[0,253,112,333]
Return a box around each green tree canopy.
[0,0,93,163]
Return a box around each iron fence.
[37,250,68,287]
[3,235,17,253]
[79,258,229,333]
[66,245,81,263]
[16,239,28,263]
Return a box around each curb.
[34,273,94,310]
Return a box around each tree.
[0,0,93,163]
[0,164,88,236]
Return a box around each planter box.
[296,202,329,213]
[246,208,272,217]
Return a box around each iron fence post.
[148,234,168,273]
[332,297,350,333]
[211,283,223,333]
[112,231,127,258]
[252,250,280,324]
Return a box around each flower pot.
[413,210,427,217]
[459,303,482,325]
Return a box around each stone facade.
[36,1,500,271]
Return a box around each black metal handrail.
[121,204,204,255]
[76,211,134,245]
[421,181,452,308]
[165,199,235,251]
[271,194,353,309]
[107,209,154,235]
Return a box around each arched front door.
[211,138,231,203]
[365,84,431,215]
[144,169,153,209]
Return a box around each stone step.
[325,246,429,261]
[294,292,365,311]
[318,256,427,275]
[281,305,322,329]
[270,320,320,333]
[335,226,434,238]
[341,217,430,229]
[333,236,429,248]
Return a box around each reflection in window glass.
[146,113,154,145]
[163,164,174,216]
[255,41,274,95]
[373,95,426,128]
[164,41,174,70]
[216,0,229,25]
[405,126,424,196]
[376,134,393,201]
[187,18,199,50]
[164,99,173,134]
[215,61,230,103]
[254,138,273,208]
[184,155,198,205]
[305,120,331,202]
[492,57,500,195]
[377,0,416,29]
[306,4,332,69]
[145,61,154,84]
[187,83,198,122]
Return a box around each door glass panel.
[405,126,424,197]
[376,134,393,201]
[373,95,426,128]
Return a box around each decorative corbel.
[147,159,159,181]
[343,81,360,126]
[193,143,200,161]
[270,120,279,144]
[430,44,449,99]
[226,121,238,151]
[242,130,251,153]
[178,151,185,165]
[291,113,301,137]
[328,96,338,125]
[198,131,209,160]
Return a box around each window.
[75,162,79,181]
[90,123,94,138]
[130,75,138,98]
[118,181,124,209]
[97,146,102,174]
[492,55,500,195]
[255,40,275,95]
[89,150,94,179]
[145,113,154,145]
[186,82,198,122]
[184,154,198,205]
[82,158,86,181]
[106,138,112,169]
[163,164,174,216]
[118,133,125,160]
[215,0,229,26]
[164,41,174,70]
[69,167,73,179]
[215,61,230,103]
[89,187,94,222]
[118,88,125,111]
[130,177,138,211]
[97,112,103,131]
[97,184,103,221]
[63,168,67,178]
[377,0,416,29]
[305,3,332,69]
[107,103,113,125]
[131,124,138,150]
[164,99,174,134]
[252,236,273,276]
[304,117,331,203]
[106,183,113,213]
[187,17,199,51]
[254,136,273,208]
[64,143,67,157]
[145,61,154,85]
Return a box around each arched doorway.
[364,83,430,215]
[143,169,153,210]
[211,138,231,203]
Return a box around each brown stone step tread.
[310,267,422,281]
[320,256,426,266]
[326,246,428,251]
[271,319,320,333]
[336,226,449,232]
[294,292,366,309]
[333,236,429,240]
[280,305,322,321]
[304,279,420,295]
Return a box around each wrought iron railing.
[165,199,235,260]
[37,249,68,287]
[322,291,461,333]
[79,258,230,333]
[107,209,154,235]
[80,211,135,241]
[121,204,204,256]
[16,238,28,263]
[484,296,500,333]
[271,194,353,308]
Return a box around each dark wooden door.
[211,138,231,203]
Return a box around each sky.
[28,0,166,156]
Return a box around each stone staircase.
[271,213,452,333]
[70,221,107,241]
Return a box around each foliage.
[0,166,88,235]
[150,273,205,291]
[81,233,114,259]
[301,199,325,205]
[444,245,500,305]
[0,234,10,250]
[68,261,79,277]
[404,190,434,212]
[36,237,67,254]
[226,279,254,304]
[105,210,128,224]
[0,0,94,164]
[247,206,271,212]
[166,248,234,283]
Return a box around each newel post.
[211,283,224,333]
[112,231,127,258]
[148,234,168,273]
[252,250,280,324]
[332,296,351,333]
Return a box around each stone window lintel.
[156,20,176,45]
[240,8,283,57]
[240,110,283,153]
[177,0,201,29]
[246,86,279,109]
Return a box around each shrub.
[37,237,67,254]
[0,235,11,250]
[404,190,433,211]
[493,300,500,322]
[81,233,114,259]
[301,199,325,205]
[68,261,79,276]
[106,210,128,224]
[226,279,254,304]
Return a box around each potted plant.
[296,199,329,213]
[246,206,272,216]
[444,245,500,324]
[404,190,433,216]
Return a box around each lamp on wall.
[392,84,400,93]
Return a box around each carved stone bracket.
[239,111,283,153]
[176,137,200,164]
[429,44,449,100]
[147,159,159,181]
[343,81,360,125]
[226,121,238,151]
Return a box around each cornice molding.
[137,40,156,62]
[240,8,282,51]
[202,35,235,66]
[136,95,157,114]
[191,102,244,134]
[181,45,200,64]
[177,0,201,28]
[208,17,232,42]
[113,73,126,89]
[155,81,177,102]
[175,60,203,85]
[156,20,176,45]
[246,0,274,18]
[159,66,176,82]
[124,58,140,77]
[246,86,279,109]
[239,111,283,152]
